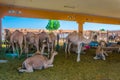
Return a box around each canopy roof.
[0,0,120,19]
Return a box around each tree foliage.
[100,28,105,31]
[46,20,60,30]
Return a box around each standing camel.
[40,31,56,58]
[65,31,92,62]
[48,32,56,52]
[10,30,26,57]
[25,32,40,53]
[4,29,12,49]
[39,31,52,54]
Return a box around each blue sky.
[2,16,120,31]
[84,22,120,30]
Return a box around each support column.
[0,17,2,49]
[77,21,84,35]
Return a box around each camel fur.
[18,51,58,72]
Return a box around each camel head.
[51,51,58,56]
[4,29,11,35]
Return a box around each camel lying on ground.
[18,51,58,72]
[93,45,108,60]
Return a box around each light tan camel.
[18,51,58,72]
[10,30,26,57]
[65,31,92,62]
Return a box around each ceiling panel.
[0,0,120,18]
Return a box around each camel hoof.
[51,64,54,67]
[17,67,22,70]
[102,57,106,60]
[18,69,24,72]
[93,56,100,60]
[77,59,80,62]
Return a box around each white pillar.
[0,18,2,49]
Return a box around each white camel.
[65,31,92,62]
[18,51,58,72]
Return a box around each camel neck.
[48,54,55,65]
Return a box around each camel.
[48,32,56,52]
[93,45,108,60]
[39,31,53,56]
[41,32,56,53]
[4,29,12,49]
[65,31,92,62]
[94,40,120,60]
[25,31,55,56]
[10,30,26,57]
[25,32,40,53]
[115,36,120,42]
[99,40,107,47]
[18,51,58,72]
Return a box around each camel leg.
[15,43,20,58]
[35,38,40,53]
[65,42,68,53]
[118,47,120,53]
[24,44,29,57]
[35,43,40,53]
[68,43,72,56]
[48,43,50,53]
[101,49,106,60]
[77,43,82,62]
[51,43,54,52]
[23,36,28,57]
[5,41,9,52]
[41,44,46,54]
[18,41,23,57]
[65,42,68,58]
[47,43,50,58]
[19,62,33,72]
[11,42,16,54]
[19,69,33,72]
[104,51,108,56]
[5,41,8,49]
[44,64,54,69]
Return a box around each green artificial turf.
[0,47,120,80]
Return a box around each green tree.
[100,28,105,31]
[46,20,60,30]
